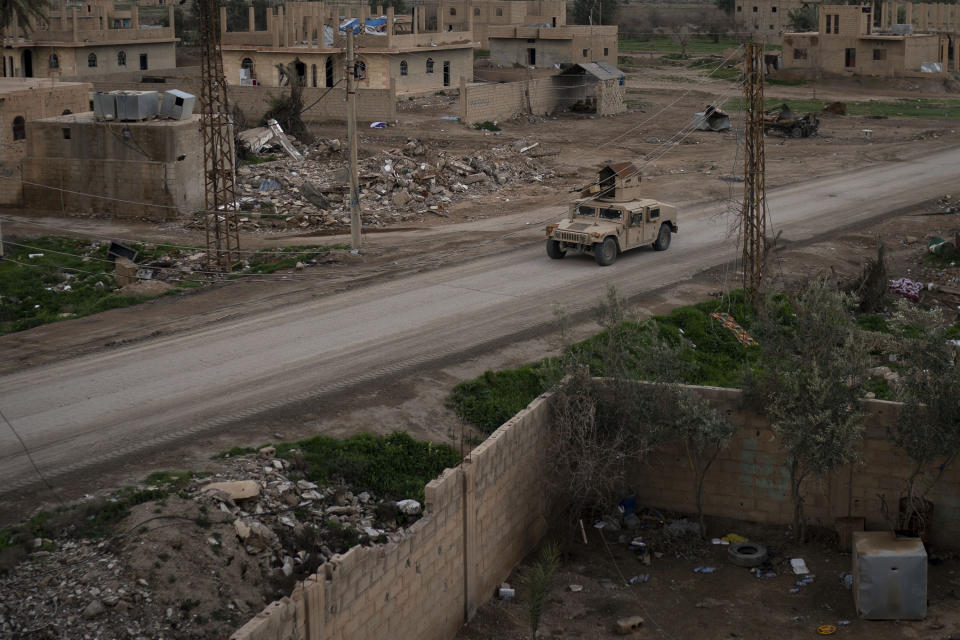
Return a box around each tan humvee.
[545,162,678,266]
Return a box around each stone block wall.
[231,393,552,640]
[460,77,562,123]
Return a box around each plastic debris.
[789,588,800,594]
[693,566,717,574]
[498,583,515,600]
[790,558,810,575]
[711,538,728,545]
[838,620,851,626]
[568,584,583,592]
[369,121,387,128]
[721,533,749,544]
[817,624,837,635]
[889,277,923,302]
[840,573,853,590]
[628,574,650,585]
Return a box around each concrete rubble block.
[113,257,138,287]
[258,446,276,459]
[616,616,644,635]
[202,480,260,501]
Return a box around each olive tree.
[744,278,869,541]
[670,389,736,537]
[887,304,960,534]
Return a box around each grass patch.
[708,66,741,81]
[274,432,460,502]
[0,470,209,549]
[619,36,741,55]
[723,97,960,119]
[0,236,199,336]
[448,292,762,433]
[474,49,490,57]
[474,120,501,132]
[236,245,349,275]
[213,445,258,459]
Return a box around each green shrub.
[473,120,501,131]
[446,367,547,434]
[275,432,460,502]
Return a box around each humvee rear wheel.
[594,237,617,266]
[546,239,566,259]
[791,126,803,138]
[653,224,672,251]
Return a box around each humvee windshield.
[576,205,595,217]
[598,208,622,221]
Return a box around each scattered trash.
[762,103,820,138]
[27,253,44,258]
[889,277,924,302]
[618,496,637,515]
[817,624,837,635]
[440,115,460,121]
[693,566,717,574]
[789,588,800,594]
[258,178,282,192]
[711,538,727,545]
[823,102,847,115]
[728,542,768,568]
[616,615,645,635]
[369,121,387,128]
[497,583,515,600]
[396,499,421,515]
[693,104,731,132]
[628,574,650,585]
[665,519,699,537]
[840,573,853,590]
[721,533,749,544]
[837,620,851,626]
[791,558,810,575]
[568,584,583,592]
[266,119,303,162]
[928,236,956,256]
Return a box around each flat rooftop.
[37,111,201,127]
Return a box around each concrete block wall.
[229,85,397,124]
[460,78,562,123]
[630,386,960,547]
[232,393,554,640]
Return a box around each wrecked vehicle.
[546,162,678,266]
[762,103,819,138]
[694,104,731,131]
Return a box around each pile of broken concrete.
[225,133,557,231]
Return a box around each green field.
[619,35,741,55]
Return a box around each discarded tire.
[727,542,768,568]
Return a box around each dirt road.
[1,145,958,512]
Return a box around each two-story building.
[0,0,177,80]
[781,3,949,77]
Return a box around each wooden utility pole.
[346,29,361,250]
[742,42,768,300]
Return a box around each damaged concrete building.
[781,3,953,78]
[0,0,177,80]
[0,78,92,206]
[486,24,618,68]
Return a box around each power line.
[0,406,63,504]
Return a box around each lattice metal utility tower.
[198,0,240,271]
[741,43,768,299]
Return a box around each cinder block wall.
[461,78,562,123]
[231,394,552,640]
[630,386,960,547]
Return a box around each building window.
[737,5,742,11]
[49,53,59,69]
[770,24,774,29]
[62,109,72,115]
[62,127,71,139]
[873,48,886,60]
[771,5,777,11]
[793,47,808,60]
[449,7,455,15]
[354,60,366,79]
[311,63,317,87]
[845,47,856,67]
[603,47,608,56]
[582,48,588,57]
[400,59,408,75]
[88,53,97,67]
[495,7,502,16]
[826,14,839,34]
[426,57,434,73]
[12,116,25,141]
[117,50,126,66]
[474,7,480,15]
[752,6,758,11]
[139,53,148,70]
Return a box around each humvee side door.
[626,210,645,249]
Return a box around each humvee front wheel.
[594,237,617,266]
[546,239,566,259]
[653,224,672,251]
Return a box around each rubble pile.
[0,447,422,640]
[222,134,557,232]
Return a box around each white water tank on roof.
[115,90,160,121]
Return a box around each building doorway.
[527,48,536,65]
[325,57,334,87]
[845,47,856,67]
[22,50,32,77]
[443,60,450,86]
